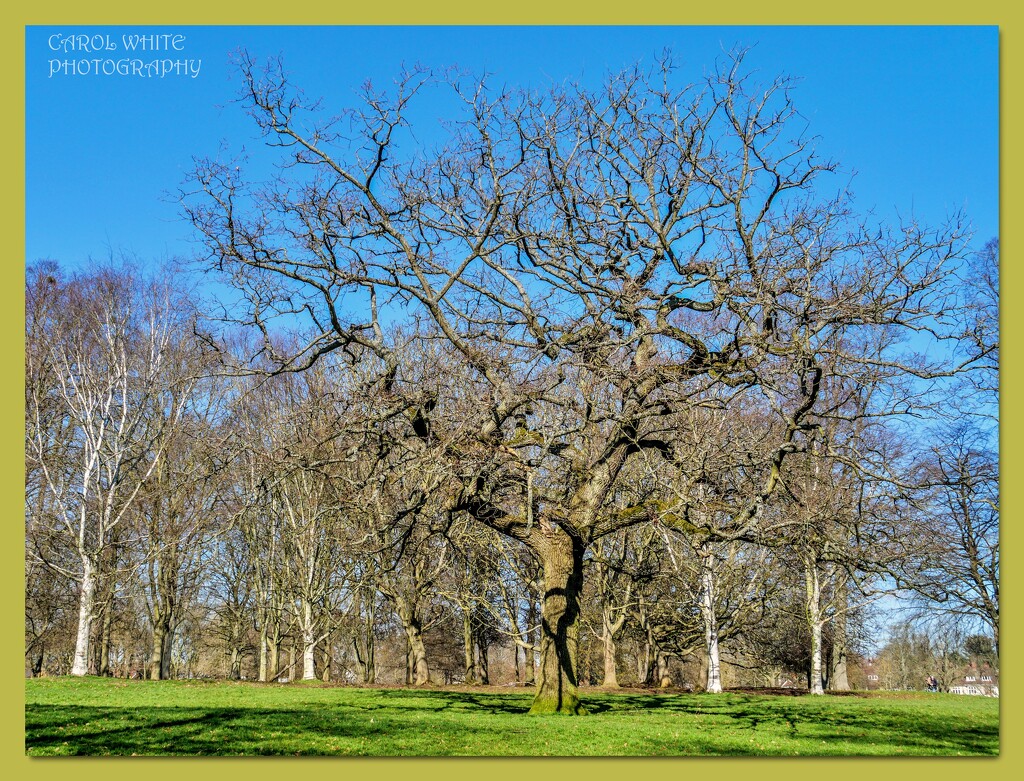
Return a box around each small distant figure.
[927,675,938,692]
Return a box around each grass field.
[24,677,999,756]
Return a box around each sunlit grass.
[25,677,999,756]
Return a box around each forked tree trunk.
[353,623,376,684]
[528,530,586,714]
[395,597,431,685]
[599,598,628,688]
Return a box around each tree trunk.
[805,556,825,695]
[301,600,317,680]
[406,625,430,685]
[699,545,723,693]
[98,602,113,677]
[656,649,672,688]
[229,646,242,679]
[269,635,281,682]
[150,623,166,680]
[71,555,97,676]
[828,582,851,691]
[477,634,490,685]
[463,607,477,684]
[150,612,174,680]
[395,596,430,685]
[528,530,586,714]
[258,624,268,682]
[163,627,174,679]
[524,598,537,686]
[32,646,44,677]
[321,642,331,682]
[364,599,376,683]
[353,618,376,685]
[602,632,619,688]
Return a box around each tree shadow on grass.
[576,693,998,755]
[26,704,393,756]
[372,687,617,715]
[25,690,998,756]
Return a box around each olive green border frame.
[4,3,1014,780]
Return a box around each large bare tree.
[184,52,969,712]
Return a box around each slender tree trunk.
[353,614,376,684]
[699,545,723,693]
[149,618,165,679]
[828,582,851,691]
[98,602,113,677]
[269,635,281,681]
[405,637,413,685]
[602,631,619,688]
[640,631,653,685]
[524,598,537,686]
[229,647,242,679]
[32,646,44,677]
[71,555,97,676]
[805,556,825,695]
[477,633,489,685]
[528,530,586,714]
[463,608,477,684]
[258,623,268,682]
[364,599,376,684]
[301,600,317,680]
[320,641,331,682]
[637,601,658,686]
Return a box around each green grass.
[25,677,999,756]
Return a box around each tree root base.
[528,695,588,715]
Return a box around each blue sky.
[26,25,998,268]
